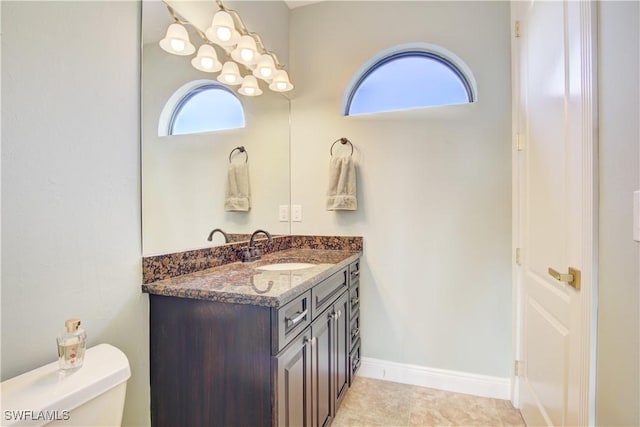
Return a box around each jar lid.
[65,318,81,333]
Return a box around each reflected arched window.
[159,81,245,136]
[344,44,476,116]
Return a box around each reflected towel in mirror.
[326,156,357,211]
[225,162,251,211]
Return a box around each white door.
[512,1,597,426]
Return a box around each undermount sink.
[256,263,315,271]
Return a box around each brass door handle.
[548,267,581,290]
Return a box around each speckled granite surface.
[142,248,361,307]
[143,235,363,284]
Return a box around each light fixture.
[217,61,242,85]
[269,69,294,92]
[231,35,259,65]
[191,45,222,73]
[205,10,239,47]
[253,54,276,81]
[160,1,293,96]
[238,75,263,97]
[159,23,195,56]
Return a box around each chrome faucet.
[207,228,229,244]
[242,229,273,262]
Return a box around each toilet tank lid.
[1,344,131,426]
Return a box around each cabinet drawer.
[275,290,311,353]
[349,283,360,318]
[311,268,347,319]
[349,339,361,383]
[349,313,360,348]
[349,260,360,284]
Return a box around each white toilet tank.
[1,344,131,426]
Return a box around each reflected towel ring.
[251,277,274,294]
[330,137,354,157]
[229,146,249,163]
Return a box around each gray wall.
[596,1,640,425]
[1,2,149,426]
[289,1,513,377]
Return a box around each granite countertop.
[142,248,361,308]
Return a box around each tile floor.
[333,377,526,427]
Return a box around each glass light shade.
[159,23,195,56]
[268,69,293,92]
[238,75,263,96]
[253,54,276,81]
[191,45,222,73]
[217,61,242,85]
[231,35,259,65]
[205,10,239,47]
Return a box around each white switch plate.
[279,205,289,222]
[634,191,640,242]
[292,205,302,222]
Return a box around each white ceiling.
[284,0,324,9]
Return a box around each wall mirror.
[141,0,291,256]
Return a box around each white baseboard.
[358,357,512,400]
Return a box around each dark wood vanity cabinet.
[150,258,360,427]
[150,295,274,427]
[275,273,350,427]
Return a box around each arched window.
[343,44,476,116]
[158,81,245,136]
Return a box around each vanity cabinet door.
[276,330,313,427]
[311,307,334,427]
[310,290,350,427]
[333,290,349,410]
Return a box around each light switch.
[292,205,302,222]
[634,191,640,242]
[279,205,289,222]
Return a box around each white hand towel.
[326,156,357,211]
[224,162,251,211]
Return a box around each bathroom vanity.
[143,241,362,427]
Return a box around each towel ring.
[229,146,248,163]
[330,137,354,157]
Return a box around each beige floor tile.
[335,377,414,426]
[334,377,526,427]
[407,407,454,426]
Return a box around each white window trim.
[158,79,244,137]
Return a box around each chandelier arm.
[245,32,283,69]
[214,0,287,69]
[164,3,209,42]
[220,7,250,36]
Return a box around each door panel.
[514,0,595,425]
[276,331,312,427]
[525,297,568,426]
[312,308,333,427]
[526,0,567,279]
[334,292,349,409]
